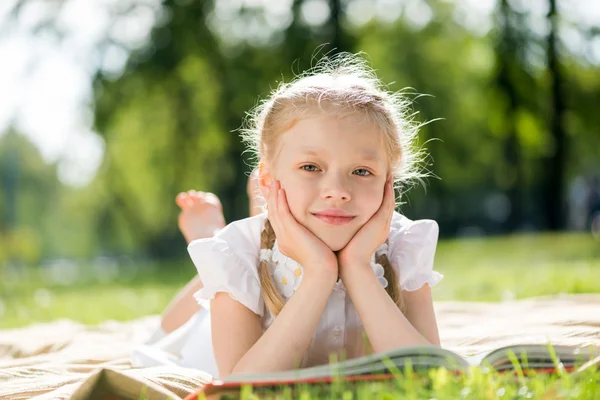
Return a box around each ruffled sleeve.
[187,213,267,316]
[387,212,443,291]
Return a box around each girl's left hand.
[337,177,395,275]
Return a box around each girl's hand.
[337,178,395,276]
[267,180,338,282]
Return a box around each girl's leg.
[157,172,263,335]
[159,275,204,334]
[157,191,226,335]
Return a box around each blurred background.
[1,0,599,327]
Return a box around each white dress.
[132,212,443,378]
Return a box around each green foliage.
[1,0,600,260]
[226,364,600,400]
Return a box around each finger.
[266,180,275,214]
[375,180,393,215]
[274,181,296,238]
[274,181,287,226]
[385,180,395,211]
[372,180,394,227]
[279,185,312,239]
[278,186,294,223]
[267,180,282,233]
[384,180,395,220]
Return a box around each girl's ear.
[257,161,273,200]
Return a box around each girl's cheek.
[362,186,385,209]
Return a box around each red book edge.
[183,366,575,400]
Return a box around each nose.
[321,173,352,202]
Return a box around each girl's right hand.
[267,180,338,282]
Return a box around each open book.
[193,344,598,398]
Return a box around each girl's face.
[260,113,390,251]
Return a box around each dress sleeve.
[387,213,443,291]
[187,215,265,316]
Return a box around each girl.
[134,53,443,378]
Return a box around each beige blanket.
[1,294,599,399]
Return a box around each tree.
[495,0,524,231]
[543,0,567,230]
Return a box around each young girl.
[133,53,443,378]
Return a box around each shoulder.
[187,212,268,260]
[387,212,443,291]
[388,211,439,249]
[187,213,269,316]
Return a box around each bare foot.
[176,190,226,243]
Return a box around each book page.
[480,344,599,371]
[223,345,469,383]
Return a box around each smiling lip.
[312,209,355,225]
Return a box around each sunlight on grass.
[1,232,598,329]
[0,260,193,328]
[204,363,600,400]
[433,232,600,301]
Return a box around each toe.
[190,190,209,201]
[175,192,188,208]
[204,192,222,207]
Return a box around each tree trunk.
[544,0,567,230]
[329,0,345,52]
[498,0,523,231]
[1,133,18,232]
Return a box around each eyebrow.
[298,147,383,162]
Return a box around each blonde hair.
[243,53,427,316]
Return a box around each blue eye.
[301,165,320,172]
[353,168,371,176]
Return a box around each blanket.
[1,294,599,399]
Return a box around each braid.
[258,220,406,316]
[258,219,286,316]
[376,252,407,315]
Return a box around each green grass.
[211,364,600,400]
[0,260,193,328]
[433,232,600,301]
[1,232,599,398]
[1,232,599,329]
